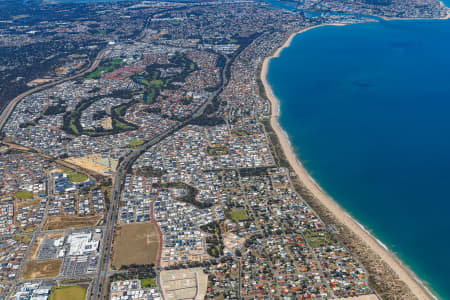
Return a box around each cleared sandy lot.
[160,267,208,300]
[44,215,102,230]
[112,222,160,269]
[22,259,62,279]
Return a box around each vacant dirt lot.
[44,215,102,230]
[16,199,41,208]
[65,154,118,176]
[28,234,45,260]
[160,267,208,300]
[22,259,62,279]
[112,222,160,269]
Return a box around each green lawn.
[85,59,124,80]
[144,89,156,104]
[138,78,163,89]
[69,119,80,135]
[85,68,104,80]
[50,286,86,300]
[232,130,249,137]
[113,104,128,116]
[140,278,157,288]
[230,208,249,222]
[15,191,33,199]
[128,139,144,148]
[303,231,335,248]
[110,58,123,65]
[149,80,163,88]
[113,119,135,130]
[188,62,195,72]
[64,169,88,183]
[206,146,229,156]
[114,105,127,116]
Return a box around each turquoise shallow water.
[268,20,450,299]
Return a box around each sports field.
[50,285,86,300]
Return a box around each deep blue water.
[268,20,450,299]
[43,0,132,3]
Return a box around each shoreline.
[260,24,437,300]
[380,13,450,21]
[381,1,450,20]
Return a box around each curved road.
[0,48,107,131]
[0,21,231,299]
[93,52,232,300]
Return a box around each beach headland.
[380,1,450,20]
[260,24,437,300]
[380,13,450,21]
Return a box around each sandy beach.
[261,24,436,300]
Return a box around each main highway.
[93,54,230,300]
[0,25,230,299]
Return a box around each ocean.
[267,19,450,299]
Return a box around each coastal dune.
[261,24,435,300]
